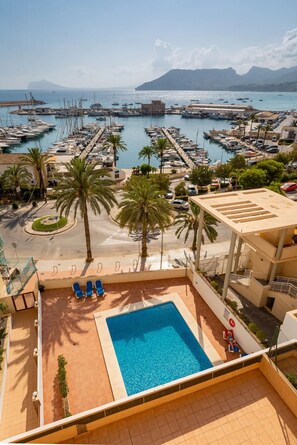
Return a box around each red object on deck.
[229,318,236,327]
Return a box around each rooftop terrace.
[191,189,297,235]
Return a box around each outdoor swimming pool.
[106,301,213,395]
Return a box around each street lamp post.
[160,229,164,270]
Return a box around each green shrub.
[239,313,250,325]
[0,347,4,370]
[0,301,8,314]
[286,372,297,389]
[0,328,7,341]
[58,355,69,399]
[171,169,177,174]
[12,202,19,210]
[248,323,266,343]
[210,280,222,294]
[32,201,38,207]
[248,322,258,334]
[228,301,238,312]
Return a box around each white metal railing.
[276,275,297,287]
[270,281,297,298]
[230,269,251,285]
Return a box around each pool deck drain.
[94,293,223,400]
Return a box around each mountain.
[136,68,241,91]
[28,79,70,90]
[136,66,297,91]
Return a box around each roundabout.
[25,214,76,235]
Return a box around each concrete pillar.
[233,237,243,273]
[195,208,205,271]
[222,232,237,300]
[269,229,287,285]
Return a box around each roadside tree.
[2,165,32,198]
[174,201,218,254]
[105,134,127,167]
[239,168,267,189]
[138,145,154,166]
[149,173,170,194]
[153,138,169,174]
[116,176,172,257]
[229,154,246,170]
[256,159,284,184]
[21,147,52,199]
[55,158,117,262]
[189,166,213,192]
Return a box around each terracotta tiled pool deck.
[42,277,237,424]
[0,310,39,440]
[62,369,297,445]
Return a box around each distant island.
[136,65,297,92]
[28,79,70,90]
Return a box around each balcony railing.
[230,269,252,286]
[270,280,297,299]
[3,257,37,295]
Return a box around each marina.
[0,89,296,169]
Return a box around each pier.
[0,99,46,108]
[161,128,196,169]
[79,127,106,159]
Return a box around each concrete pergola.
[190,189,297,299]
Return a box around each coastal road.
[0,201,231,261]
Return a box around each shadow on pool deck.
[41,277,241,424]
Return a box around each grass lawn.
[32,216,68,232]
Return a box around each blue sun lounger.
[72,282,84,299]
[95,279,104,297]
[86,281,93,297]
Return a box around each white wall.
[192,271,262,353]
[279,309,297,343]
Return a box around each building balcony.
[0,257,37,297]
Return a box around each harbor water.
[0,89,296,168]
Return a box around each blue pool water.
[106,302,213,395]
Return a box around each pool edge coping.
[94,293,223,400]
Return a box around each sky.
[1,0,297,89]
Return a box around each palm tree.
[263,124,272,146]
[249,112,258,134]
[55,158,117,262]
[174,201,218,254]
[153,138,169,174]
[2,165,32,198]
[138,145,154,165]
[116,177,172,257]
[256,124,263,141]
[105,134,127,167]
[236,119,247,138]
[21,147,52,198]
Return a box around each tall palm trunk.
[141,220,148,257]
[113,145,117,167]
[192,224,198,253]
[38,167,45,198]
[160,151,163,174]
[83,203,93,262]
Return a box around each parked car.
[266,145,279,150]
[171,199,189,210]
[187,185,197,196]
[272,136,278,142]
[280,182,297,192]
[266,147,280,153]
[183,174,190,181]
[210,179,220,189]
[164,191,173,199]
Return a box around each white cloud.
[150,28,297,76]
